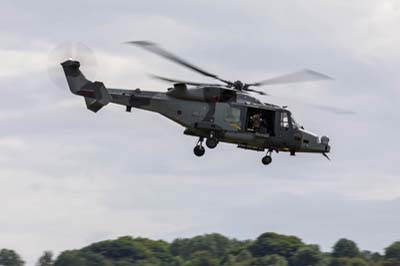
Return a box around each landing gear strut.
[262,150,273,165]
[193,137,205,157]
[206,131,219,149]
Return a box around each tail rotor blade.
[75,42,98,74]
[47,42,97,89]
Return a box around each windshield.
[291,116,302,129]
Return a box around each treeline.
[1,232,400,266]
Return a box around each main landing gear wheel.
[206,131,219,149]
[194,146,205,157]
[194,137,205,157]
[262,150,273,165]
[206,138,218,149]
[262,156,272,165]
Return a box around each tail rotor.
[47,42,98,89]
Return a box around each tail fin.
[61,60,111,112]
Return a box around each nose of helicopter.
[300,130,330,153]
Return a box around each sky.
[1,0,400,264]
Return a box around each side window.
[225,107,241,123]
[280,112,290,129]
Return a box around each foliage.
[184,251,219,266]
[36,251,53,266]
[253,254,288,266]
[54,250,110,266]
[361,250,383,263]
[249,232,305,258]
[0,249,25,266]
[385,242,400,261]
[236,250,253,262]
[332,239,360,258]
[170,233,232,260]
[291,245,323,266]
[329,257,370,266]
[3,233,400,266]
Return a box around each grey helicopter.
[60,41,345,165]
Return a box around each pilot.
[260,115,269,134]
[250,112,262,131]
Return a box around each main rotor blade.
[244,88,268,95]
[267,94,356,115]
[125,41,232,85]
[303,102,356,115]
[247,69,333,87]
[149,74,224,87]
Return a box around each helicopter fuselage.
[62,60,330,164]
[113,86,329,154]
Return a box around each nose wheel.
[194,137,205,157]
[262,150,273,165]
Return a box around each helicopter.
[60,41,341,165]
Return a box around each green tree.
[348,258,369,266]
[383,259,400,266]
[0,249,24,266]
[329,258,347,266]
[114,260,135,266]
[252,254,288,266]
[134,257,162,266]
[385,242,400,261]
[329,258,369,266]
[126,237,173,263]
[36,251,53,266]
[185,251,219,266]
[82,237,149,261]
[54,250,109,266]
[332,239,360,258]
[236,250,253,262]
[360,250,383,265]
[54,236,177,266]
[291,245,323,266]
[48,233,391,266]
[171,234,232,260]
[173,256,184,266]
[249,232,304,258]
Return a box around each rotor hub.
[233,80,244,91]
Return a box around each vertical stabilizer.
[61,60,111,112]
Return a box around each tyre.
[262,156,272,165]
[194,146,205,157]
[206,138,218,149]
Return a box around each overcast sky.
[1,0,400,264]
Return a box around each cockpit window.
[291,116,300,129]
[280,112,290,129]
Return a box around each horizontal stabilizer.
[83,81,112,113]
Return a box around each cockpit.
[245,107,304,137]
[289,115,302,130]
